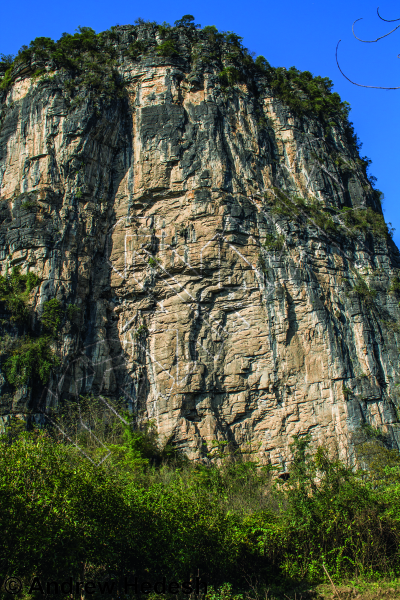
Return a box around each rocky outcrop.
[1,22,400,464]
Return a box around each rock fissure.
[0,21,399,463]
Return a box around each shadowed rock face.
[0,23,399,463]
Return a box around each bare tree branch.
[377,7,400,23]
[336,40,400,89]
[352,17,400,42]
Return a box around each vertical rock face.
[0,23,399,463]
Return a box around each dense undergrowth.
[1,399,400,598]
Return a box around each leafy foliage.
[0,19,358,140]
[219,67,241,87]
[156,40,178,57]
[4,335,59,386]
[174,14,201,28]
[389,277,400,294]
[351,277,377,304]
[66,303,81,322]
[263,66,351,124]
[128,39,148,59]
[0,53,15,73]
[0,266,39,322]
[1,416,400,590]
[0,267,67,389]
[1,26,125,107]
[264,233,285,251]
[340,207,391,238]
[41,298,63,335]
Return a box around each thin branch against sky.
[337,7,400,90]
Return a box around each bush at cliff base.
[1,423,400,595]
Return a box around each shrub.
[219,66,241,87]
[388,277,400,294]
[135,324,148,337]
[128,39,147,59]
[0,53,15,73]
[267,65,351,125]
[156,40,178,57]
[148,256,158,267]
[203,25,218,34]
[0,266,40,322]
[2,424,400,589]
[264,233,285,251]
[4,335,59,386]
[41,298,63,335]
[352,278,377,304]
[255,55,270,71]
[3,26,125,106]
[341,206,390,238]
[21,200,36,210]
[299,199,338,234]
[66,303,81,322]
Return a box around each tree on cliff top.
[174,14,201,28]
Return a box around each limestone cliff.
[1,21,400,464]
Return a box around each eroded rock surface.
[1,23,399,463]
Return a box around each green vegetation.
[135,324,148,337]
[128,39,148,59]
[219,66,241,88]
[264,189,390,242]
[265,190,339,235]
[66,303,81,321]
[264,232,285,251]
[0,18,361,150]
[340,207,391,239]
[389,277,400,294]
[174,14,200,28]
[40,298,63,335]
[20,199,36,210]
[342,384,353,400]
[0,266,40,322]
[0,268,77,389]
[0,27,125,107]
[148,256,159,267]
[1,418,400,595]
[0,268,62,389]
[292,195,338,233]
[351,277,377,304]
[156,40,178,57]
[265,66,351,124]
[4,335,59,386]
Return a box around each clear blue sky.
[1,0,399,245]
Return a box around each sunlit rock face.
[0,23,399,463]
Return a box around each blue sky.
[1,0,399,245]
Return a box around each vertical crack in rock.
[0,23,399,464]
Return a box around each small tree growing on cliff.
[174,15,201,28]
